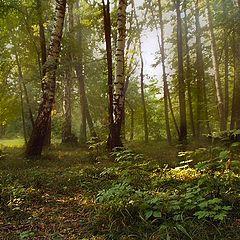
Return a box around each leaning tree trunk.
[108,0,127,149]
[175,0,187,143]
[206,0,226,131]
[25,0,66,157]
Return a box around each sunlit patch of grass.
[0,138,25,148]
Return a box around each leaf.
[194,211,209,219]
[145,210,153,219]
[231,142,240,147]
[219,150,229,160]
[176,224,193,240]
[153,210,162,218]
[208,198,222,205]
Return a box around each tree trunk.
[126,100,134,141]
[103,0,114,148]
[62,68,72,143]
[62,1,74,144]
[133,0,148,143]
[195,0,211,136]
[25,0,66,157]
[85,96,97,138]
[175,0,187,143]
[108,0,127,149]
[15,50,34,129]
[233,30,240,130]
[183,4,196,138]
[206,0,226,131]
[37,0,51,147]
[155,0,172,144]
[19,79,27,144]
[224,37,229,127]
[75,60,87,144]
[167,87,180,136]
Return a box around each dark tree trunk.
[175,0,187,143]
[19,79,27,144]
[126,100,134,141]
[103,0,115,149]
[25,0,66,157]
[85,96,97,138]
[224,38,229,127]
[183,4,196,138]
[37,0,51,147]
[155,0,172,144]
[75,61,87,144]
[195,0,211,136]
[62,68,72,143]
[167,87,180,137]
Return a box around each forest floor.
[0,139,240,239]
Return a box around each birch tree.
[108,0,127,149]
[25,0,67,157]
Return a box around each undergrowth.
[0,142,240,239]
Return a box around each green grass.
[0,138,25,148]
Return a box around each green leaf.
[145,210,153,219]
[176,224,193,240]
[153,210,162,218]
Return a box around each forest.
[0,0,240,239]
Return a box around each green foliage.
[19,230,35,239]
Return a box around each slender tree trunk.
[156,0,172,144]
[103,0,114,148]
[133,0,148,143]
[140,58,149,142]
[175,0,187,143]
[75,60,87,144]
[85,96,97,138]
[37,0,51,146]
[233,1,240,131]
[25,0,66,157]
[233,36,240,130]
[206,0,226,131]
[107,0,127,149]
[126,100,134,141]
[37,0,47,76]
[195,0,211,136]
[74,5,87,144]
[19,80,27,144]
[230,31,236,130]
[183,4,195,138]
[62,68,72,143]
[167,88,180,136]
[62,1,74,144]
[15,50,34,128]
[224,37,229,127]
